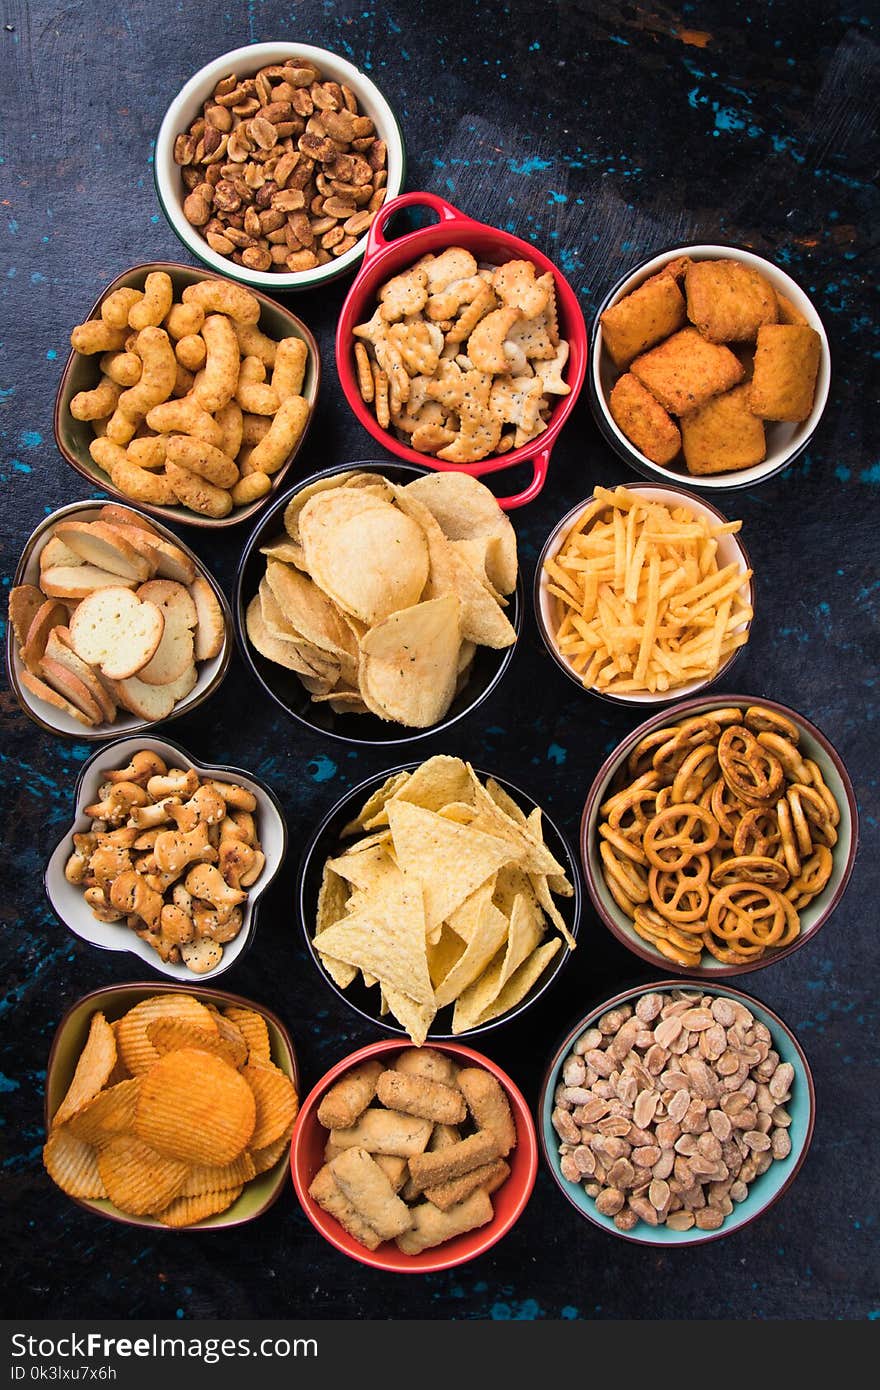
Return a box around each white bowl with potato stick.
[6,500,233,740]
[44,735,287,981]
[55,261,320,528]
[154,43,405,292]
[534,482,755,707]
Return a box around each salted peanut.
[456,1069,516,1157]
[175,334,207,371]
[100,351,142,386]
[235,355,279,415]
[182,279,260,325]
[396,1189,493,1254]
[271,337,308,400]
[101,287,144,329]
[118,327,178,418]
[70,376,122,421]
[609,373,682,465]
[164,435,239,488]
[70,320,128,355]
[248,395,309,474]
[231,472,271,507]
[681,383,766,475]
[600,273,687,368]
[376,1071,466,1126]
[126,435,167,470]
[749,324,821,422]
[233,321,278,367]
[90,438,178,505]
[214,399,243,460]
[318,1060,384,1130]
[164,302,205,340]
[194,314,241,413]
[146,397,223,446]
[241,412,271,446]
[164,460,233,517]
[129,272,174,330]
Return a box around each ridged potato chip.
[250,1129,295,1175]
[146,1017,245,1070]
[66,1078,141,1147]
[135,1048,256,1165]
[157,1184,243,1228]
[222,1006,271,1064]
[242,1062,300,1150]
[180,1151,256,1196]
[43,1128,107,1200]
[97,1135,188,1215]
[52,1011,117,1128]
[116,994,216,1076]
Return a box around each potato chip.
[97,1135,189,1215]
[52,1011,117,1128]
[116,994,216,1077]
[387,799,516,935]
[250,1132,293,1175]
[283,470,360,542]
[404,473,518,595]
[265,558,359,663]
[135,1049,256,1165]
[205,1010,249,1069]
[66,1078,141,1146]
[43,1128,107,1200]
[157,1185,243,1228]
[312,874,433,1006]
[222,1007,272,1065]
[242,1062,299,1150]
[246,593,329,676]
[146,1017,246,1070]
[360,595,462,728]
[180,1151,256,1196]
[298,488,430,625]
[106,1020,130,1086]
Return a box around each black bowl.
[297,761,582,1039]
[234,461,523,747]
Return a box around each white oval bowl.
[154,42,406,292]
[45,734,287,981]
[590,243,831,491]
[534,482,755,707]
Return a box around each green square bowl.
[44,982,300,1230]
[53,261,320,529]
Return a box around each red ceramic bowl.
[291,1039,538,1272]
[335,191,588,509]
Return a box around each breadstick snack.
[310,1049,519,1255]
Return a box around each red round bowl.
[335,191,588,510]
[291,1038,538,1272]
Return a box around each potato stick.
[672,570,751,623]
[670,561,742,607]
[698,537,718,576]
[613,507,626,591]
[709,519,743,535]
[633,551,661,685]
[707,599,731,673]
[624,530,648,605]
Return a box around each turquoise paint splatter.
[547,743,567,765]
[308,755,337,783]
[20,430,42,447]
[0,1074,20,1092]
[859,463,880,484]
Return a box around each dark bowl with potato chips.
[298,757,581,1039]
[234,461,523,746]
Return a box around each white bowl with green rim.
[540,980,815,1246]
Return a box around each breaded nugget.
[749,324,821,421]
[456,1068,517,1157]
[394,1047,459,1088]
[655,256,691,283]
[775,291,809,327]
[308,1164,382,1251]
[376,1070,466,1126]
[330,1107,433,1157]
[407,1130,502,1193]
[374,1153,409,1193]
[329,1146,413,1241]
[600,274,686,369]
[317,1059,384,1130]
[681,383,766,475]
[396,1190,494,1254]
[631,328,744,415]
[609,373,682,465]
[424,1158,510,1212]
[685,260,778,343]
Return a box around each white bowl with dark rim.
[54,261,320,530]
[534,482,754,708]
[580,693,858,977]
[298,761,581,1038]
[6,500,233,740]
[589,243,831,491]
[154,43,406,293]
[44,734,287,981]
[234,460,523,747]
[539,979,815,1246]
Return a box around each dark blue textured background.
[2,0,878,1320]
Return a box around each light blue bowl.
[540,980,815,1246]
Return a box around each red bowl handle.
[362,191,470,264]
[494,445,553,510]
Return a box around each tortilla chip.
[387,799,516,934]
[312,875,434,1007]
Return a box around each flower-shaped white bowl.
[589,243,831,491]
[6,501,233,740]
[154,42,406,292]
[45,734,287,981]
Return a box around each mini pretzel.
[648,866,710,924]
[710,855,790,889]
[718,725,785,805]
[643,804,720,871]
[707,883,789,948]
[732,806,781,858]
[671,744,719,803]
[599,841,649,904]
[599,822,648,865]
[743,705,801,743]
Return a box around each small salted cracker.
[491,259,551,317]
[681,383,766,474]
[378,266,429,322]
[467,307,522,374]
[685,258,778,343]
[630,327,744,416]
